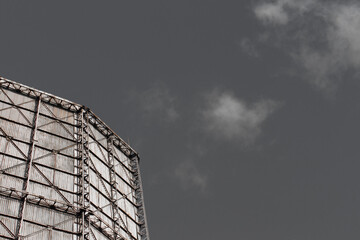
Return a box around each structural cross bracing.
[0,76,150,240]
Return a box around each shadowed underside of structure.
[0,77,150,240]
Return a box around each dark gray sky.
[2,1,360,239]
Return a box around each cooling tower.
[0,77,150,240]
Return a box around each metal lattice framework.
[0,76,150,240]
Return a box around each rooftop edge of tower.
[0,75,139,160]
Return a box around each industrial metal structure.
[0,77,150,240]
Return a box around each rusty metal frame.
[0,76,150,240]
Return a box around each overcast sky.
[2,1,360,239]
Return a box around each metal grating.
[0,76,150,240]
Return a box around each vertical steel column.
[15,97,41,240]
[82,109,91,240]
[131,155,150,240]
[107,136,121,238]
[76,108,91,240]
[74,111,83,239]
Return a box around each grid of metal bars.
[0,77,150,240]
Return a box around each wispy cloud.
[239,38,259,57]
[295,2,360,91]
[253,0,360,92]
[254,0,315,25]
[202,91,278,144]
[135,83,179,121]
[174,160,207,192]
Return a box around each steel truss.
[0,76,150,240]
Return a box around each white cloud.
[254,0,315,25]
[203,92,278,143]
[175,160,207,192]
[254,1,289,25]
[254,0,360,92]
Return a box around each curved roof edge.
[0,76,139,160]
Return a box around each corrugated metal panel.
[34,148,75,175]
[0,104,34,127]
[37,116,75,140]
[90,225,108,240]
[24,205,73,231]
[0,122,31,150]
[21,222,48,239]
[114,147,132,170]
[0,196,20,235]
[0,89,35,109]
[36,131,74,154]
[0,154,26,177]
[0,174,24,190]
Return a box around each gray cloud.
[174,160,207,192]
[239,38,260,57]
[254,0,360,92]
[134,83,179,121]
[202,91,278,144]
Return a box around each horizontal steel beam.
[0,186,79,215]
